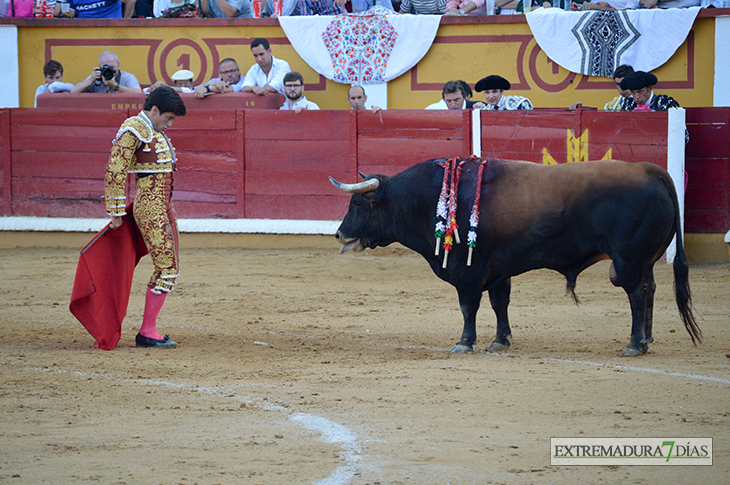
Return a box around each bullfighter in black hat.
[619,71,681,112]
[473,75,533,111]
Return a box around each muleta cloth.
[69,205,149,350]
[525,7,700,78]
[278,6,441,85]
[171,69,194,81]
[620,70,657,90]
[475,75,511,92]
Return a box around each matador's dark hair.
[144,86,187,117]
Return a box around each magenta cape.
[69,208,149,350]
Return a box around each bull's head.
[330,173,390,254]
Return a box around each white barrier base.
[0,217,341,235]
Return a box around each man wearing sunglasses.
[193,58,245,99]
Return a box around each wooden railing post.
[0,109,11,216]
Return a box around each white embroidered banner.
[279,7,441,85]
[525,7,700,78]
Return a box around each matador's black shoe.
[135,333,177,349]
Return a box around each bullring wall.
[1,105,728,236]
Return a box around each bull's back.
[480,159,677,257]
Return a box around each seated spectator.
[495,0,521,12]
[194,59,244,98]
[347,85,382,112]
[352,0,395,11]
[569,64,633,111]
[444,0,483,15]
[153,0,198,16]
[621,70,688,143]
[474,75,532,110]
[145,69,196,94]
[540,0,582,8]
[241,38,291,96]
[604,64,634,111]
[71,51,142,94]
[34,60,75,108]
[134,0,153,16]
[645,0,700,8]
[262,0,301,15]
[580,0,640,9]
[458,80,476,106]
[53,0,136,17]
[279,72,319,112]
[425,80,477,110]
[200,0,252,17]
[399,0,446,14]
[620,71,680,111]
[300,0,347,15]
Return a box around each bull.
[330,158,701,356]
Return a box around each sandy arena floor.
[1,242,729,484]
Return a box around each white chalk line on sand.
[12,341,728,485]
[533,356,730,386]
[17,365,360,485]
[270,329,730,387]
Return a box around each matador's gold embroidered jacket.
[104,112,176,216]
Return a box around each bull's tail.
[665,176,702,345]
[673,230,701,345]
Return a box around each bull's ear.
[361,175,387,205]
[362,190,380,206]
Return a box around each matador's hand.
[110,216,123,229]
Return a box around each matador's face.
[147,106,177,132]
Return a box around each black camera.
[100,64,116,81]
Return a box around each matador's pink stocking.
[139,287,166,340]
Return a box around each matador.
[105,86,187,348]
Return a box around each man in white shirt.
[347,85,382,112]
[242,38,291,96]
[279,72,319,113]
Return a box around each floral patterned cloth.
[279,6,440,85]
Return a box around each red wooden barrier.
[482,110,581,164]
[686,107,730,233]
[3,106,729,235]
[167,109,240,218]
[244,110,356,220]
[36,92,285,111]
[357,110,472,176]
[9,108,127,217]
[481,110,669,168]
[0,110,10,216]
[579,111,669,168]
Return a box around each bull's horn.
[329,176,380,193]
[358,171,368,179]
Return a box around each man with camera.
[71,51,143,94]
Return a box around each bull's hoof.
[641,337,654,345]
[621,344,648,357]
[487,341,510,352]
[621,348,641,357]
[450,343,473,354]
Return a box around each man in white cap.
[144,69,196,94]
[171,69,195,92]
